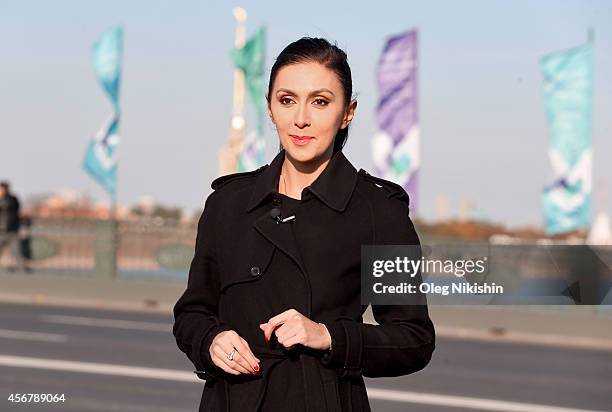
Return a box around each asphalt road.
[0,303,610,412]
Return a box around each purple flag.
[372,29,420,214]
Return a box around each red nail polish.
[253,364,260,372]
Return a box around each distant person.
[19,215,33,264]
[173,37,435,411]
[0,181,29,272]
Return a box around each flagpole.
[110,197,117,220]
[588,27,595,238]
[86,26,122,280]
[218,7,247,176]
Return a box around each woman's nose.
[294,104,311,128]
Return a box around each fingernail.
[253,364,259,372]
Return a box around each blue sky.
[1,0,611,227]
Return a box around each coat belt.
[224,345,339,412]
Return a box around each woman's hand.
[259,308,332,351]
[209,330,261,375]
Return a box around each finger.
[211,353,239,375]
[216,337,253,374]
[259,322,272,342]
[281,334,303,349]
[233,349,257,374]
[260,322,277,335]
[259,323,271,335]
[237,337,260,369]
[274,322,298,343]
[276,327,300,348]
[270,310,304,338]
[267,308,300,326]
[213,345,252,374]
[261,321,284,343]
[259,323,268,341]
[227,333,260,373]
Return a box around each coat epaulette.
[211,165,268,190]
[357,169,410,203]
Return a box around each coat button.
[250,266,261,277]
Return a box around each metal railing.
[0,217,197,280]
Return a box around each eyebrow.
[275,88,335,97]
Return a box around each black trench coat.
[173,149,436,412]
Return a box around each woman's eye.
[279,97,327,106]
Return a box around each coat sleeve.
[172,191,233,381]
[320,192,436,378]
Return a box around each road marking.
[0,329,67,343]
[366,388,606,412]
[0,355,197,382]
[40,315,170,332]
[0,355,606,412]
[436,326,612,352]
[39,315,612,352]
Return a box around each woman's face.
[268,62,356,165]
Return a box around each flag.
[232,26,266,171]
[83,26,123,199]
[372,29,420,213]
[236,131,266,172]
[541,45,592,235]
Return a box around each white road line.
[436,326,612,352]
[366,388,606,412]
[40,315,170,332]
[38,315,612,353]
[0,329,67,343]
[0,355,606,412]
[0,355,197,382]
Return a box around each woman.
[173,37,435,412]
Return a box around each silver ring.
[227,348,236,361]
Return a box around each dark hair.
[267,37,353,154]
[0,181,9,190]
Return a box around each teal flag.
[540,45,592,235]
[93,26,123,110]
[232,26,266,171]
[83,26,123,199]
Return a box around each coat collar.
[246,149,358,213]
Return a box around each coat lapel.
[246,150,308,277]
[253,210,307,277]
[246,149,358,285]
[219,225,276,292]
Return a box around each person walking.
[0,181,28,272]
